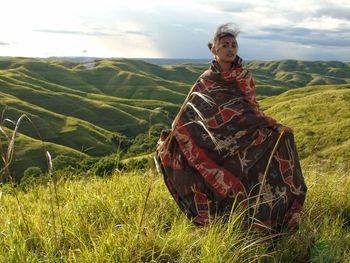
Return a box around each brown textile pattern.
[156,58,307,230]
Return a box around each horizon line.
[0,56,349,63]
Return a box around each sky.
[1,0,350,61]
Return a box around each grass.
[0,166,349,262]
[1,111,348,263]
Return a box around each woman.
[156,23,307,231]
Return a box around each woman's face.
[213,36,237,63]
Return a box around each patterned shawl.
[156,57,307,230]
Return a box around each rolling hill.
[0,57,349,178]
[246,60,350,97]
[261,84,350,171]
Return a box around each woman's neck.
[217,59,232,72]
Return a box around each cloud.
[34,29,122,37]
[243,27,350,47]
[313,7,350,20]
[201,1,254,13]
[2,0,350,60]
[34,28,149,39]
[125,30,149,36]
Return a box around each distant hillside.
[246,60,350,97]
[1,57,350,178]
[33,56,211,65]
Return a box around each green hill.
[247,60,350,97]
[261,83,350,171]
[1,57,350,178]
[0,126,87,181]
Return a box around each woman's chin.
[225,55,236,60]
[223,58,236,63]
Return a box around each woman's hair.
[208,23,240,50]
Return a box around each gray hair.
[208,23,240,50]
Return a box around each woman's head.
[208,23,240,66]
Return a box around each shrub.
[52,155,80,171]
[91,154,121,177]
[20,166,43,189]
[125,123,168,157]
[121,155,155,171]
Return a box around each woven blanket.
[156,58,307,230]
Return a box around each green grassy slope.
[0,58,192,177]
[0,92,119,154]
[1,57,350,178]
[261,84,350,170]
[0,58,188,136]
[0,126,87,180]
[247,60,350,97]
[0,167,349,262]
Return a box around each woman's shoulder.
[199,69,212,79]
[235,66,254,79]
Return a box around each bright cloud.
[0,0,349,60]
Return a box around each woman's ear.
[211,46,217,55]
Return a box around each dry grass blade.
[46,151,53,173]
[241,236,272,251]
[153,155,161,175]
[0,127,9,168]
[190,92,215,106]
[0,114,30,177]
[180,120,221,152]
[240,253,276,263]
[6,116,28,163]
[248,128,286,234]
[185,102,207,123]
[0,107,6,124]
[45,150,65,238]
[0,111,48,180]
[137,177,155,245]
[0,126,9,139]
[158,86,217,156]
[4,118,16,125]
[0,113,33,234]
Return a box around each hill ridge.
[1,58,350,178]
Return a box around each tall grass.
[0,111,67,260]
[0,166,349,262]
[1,107,349,262]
